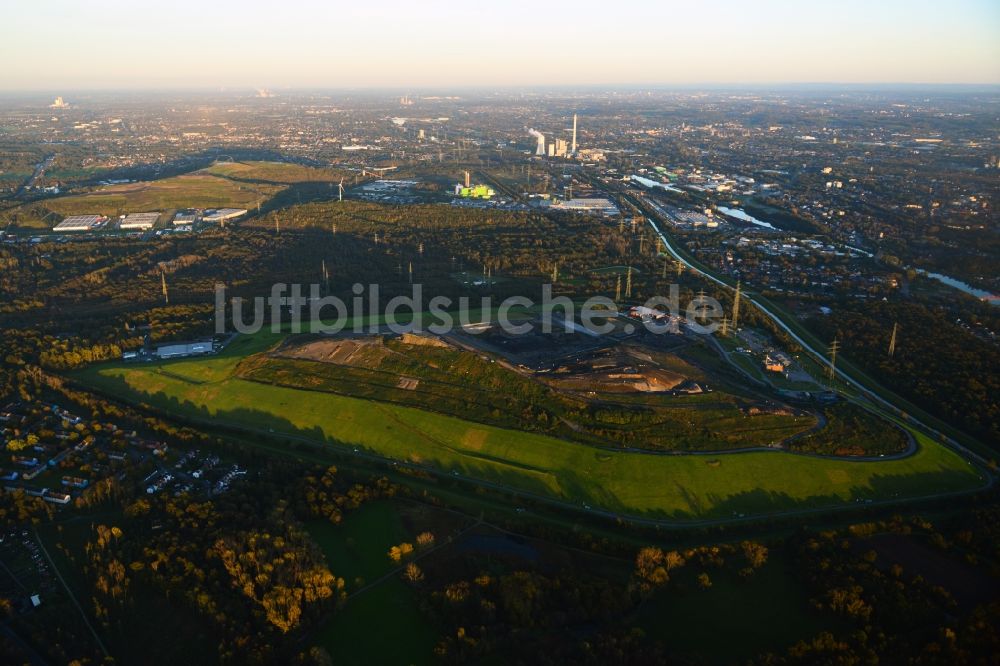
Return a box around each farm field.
[6,161,334,229]
[202,160,347,184]
[73,333,986,522]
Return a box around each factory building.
[548,198,619,216]
[53,215,106,232]
[454,184,495,199]
[156,341,213,359]
[119,212,160,230]
[202,208,247,223]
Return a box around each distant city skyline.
[2,0,998,90]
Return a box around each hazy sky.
[2,0,998,90]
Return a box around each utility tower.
[731,280,742,330]
[828,339,840,382]
[888,322,898,357]
[625,266,633,298]
[615,275,622,302]
[161,271,169,305]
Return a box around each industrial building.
[119,212,160,230]
[673,210,719,228]
[53,214,106,232]
[454,184,495,199]
[575,148,606,162]
[172,212,198,225]
[548,197,619,216]
[156,341,213,359]
[202,208,247,223]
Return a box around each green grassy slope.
[74,337,985,521]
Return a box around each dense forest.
[807,299,1000,447]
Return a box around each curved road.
[623,189,994,472]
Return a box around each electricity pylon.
[827,339,840,382]
[731,280,742,330]
[160,271,169,305]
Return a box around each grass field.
[244,336,814,452]
[307,501,437,665]
[203,161,347,184]
[7,162,305,229]
[72,329,987,521]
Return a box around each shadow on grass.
[82,371,986,524]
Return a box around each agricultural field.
[3,160,350,230]
[73,332,986,523]
[202,161,348,184]
[7,172,284,229]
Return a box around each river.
[715,206,777,230]
[915,269,999,306]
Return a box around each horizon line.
[2,81,1000,95]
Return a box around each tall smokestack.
[572,114,577,154]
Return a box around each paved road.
[15,155,55,198]
[702,333,917,460]
[619,188,994,472]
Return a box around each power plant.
[572,113,577,155]
[529,114,579,158]
[528,128,546,156]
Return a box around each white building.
[53,215,105,232]
[156,341,213,359]
[120,212,159,230]
[549,198,619,216]
[202,208,247,223]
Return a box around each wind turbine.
[338,178,344,202]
